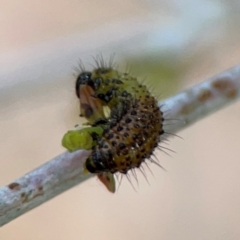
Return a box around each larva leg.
[97,172,116,193]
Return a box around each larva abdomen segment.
[85,94,163,174]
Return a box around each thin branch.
[0,65,240,227]
[162,65,240,133]
[0,150,92,227]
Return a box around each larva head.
[76,70,108,124]
[75,71,93,98]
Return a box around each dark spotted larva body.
[75,67,164,174]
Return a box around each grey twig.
[0,65,240,227]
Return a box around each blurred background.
[1,0,240,239]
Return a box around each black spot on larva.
[121,91,127,97]
[126,162,131,167]
[124,132,129,138]
[97,93,106,102]
[132,134,137,140]
[103,129,110,136]
[125,118,132,123]
[118,142,126,150]
[91,132,100,141]
[93,78,102,90]
[103,88,115,103]
[107,133,114,139]
[117,126,123,132]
